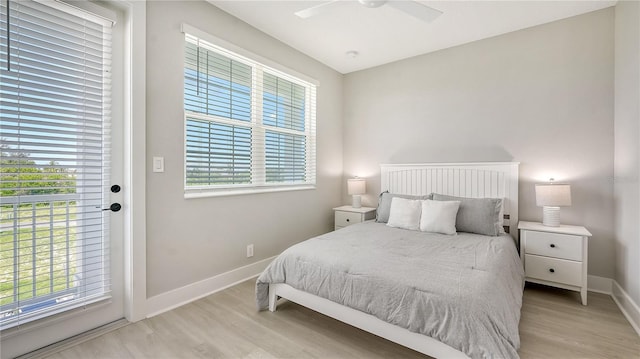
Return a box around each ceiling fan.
[295,0,443,23]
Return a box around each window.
[0,0,114,328]
[183,26,317,197]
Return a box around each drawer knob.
[346,219,350,222]
[550,244,556,248]
[549,268,555,273]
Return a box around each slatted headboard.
[380,162,519,239]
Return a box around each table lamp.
[535,181,571,227]
[347,178,366,208]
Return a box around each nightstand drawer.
[524,231,582,261]
[335,211,363,228]
[525,254,582,287]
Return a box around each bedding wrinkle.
[256,221,524,359]
[387,286,411,324]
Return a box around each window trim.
[184,184,316,199]
[180,24,319,88]
[181,24,318,198]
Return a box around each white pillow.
[386,197,422,231]
[420,200,461,235]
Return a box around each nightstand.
[333,206,376,230]
[518,221,592,305]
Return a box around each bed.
[256,162,523,359]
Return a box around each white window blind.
[0,0,113,329]
[183,29,317,196]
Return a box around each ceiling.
[209,1,616,74]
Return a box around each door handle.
[101,203,122,212]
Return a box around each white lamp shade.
[347,178,366,195]
[535,184,572,207]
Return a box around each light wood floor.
[43,280,639,359]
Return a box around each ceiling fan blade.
[387,1,443,23]
[295,1,343,19]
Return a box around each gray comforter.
[256,221,524,359]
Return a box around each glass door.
[0,1,124,356]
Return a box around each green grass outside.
[0,202,78,307]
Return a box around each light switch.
[153,157,164,173]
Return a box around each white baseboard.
[145,256,276,318]
[587,275,613,294]
[612,281,640,336]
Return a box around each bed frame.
[269,162,520,359]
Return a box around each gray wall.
[614,1,640,303]
[146,0,343,297]
[342,9,615,278]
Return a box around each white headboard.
[380,162,519,238]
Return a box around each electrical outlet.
[246,244,254,258]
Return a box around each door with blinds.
[0,0,124,356]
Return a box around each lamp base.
[542,206,560,226]
[352,195,362,208]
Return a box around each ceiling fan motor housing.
[358,0,387,8]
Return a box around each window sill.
[184,185,316,199]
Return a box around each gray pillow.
[432,193,503,236]
[376,191,432,223]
